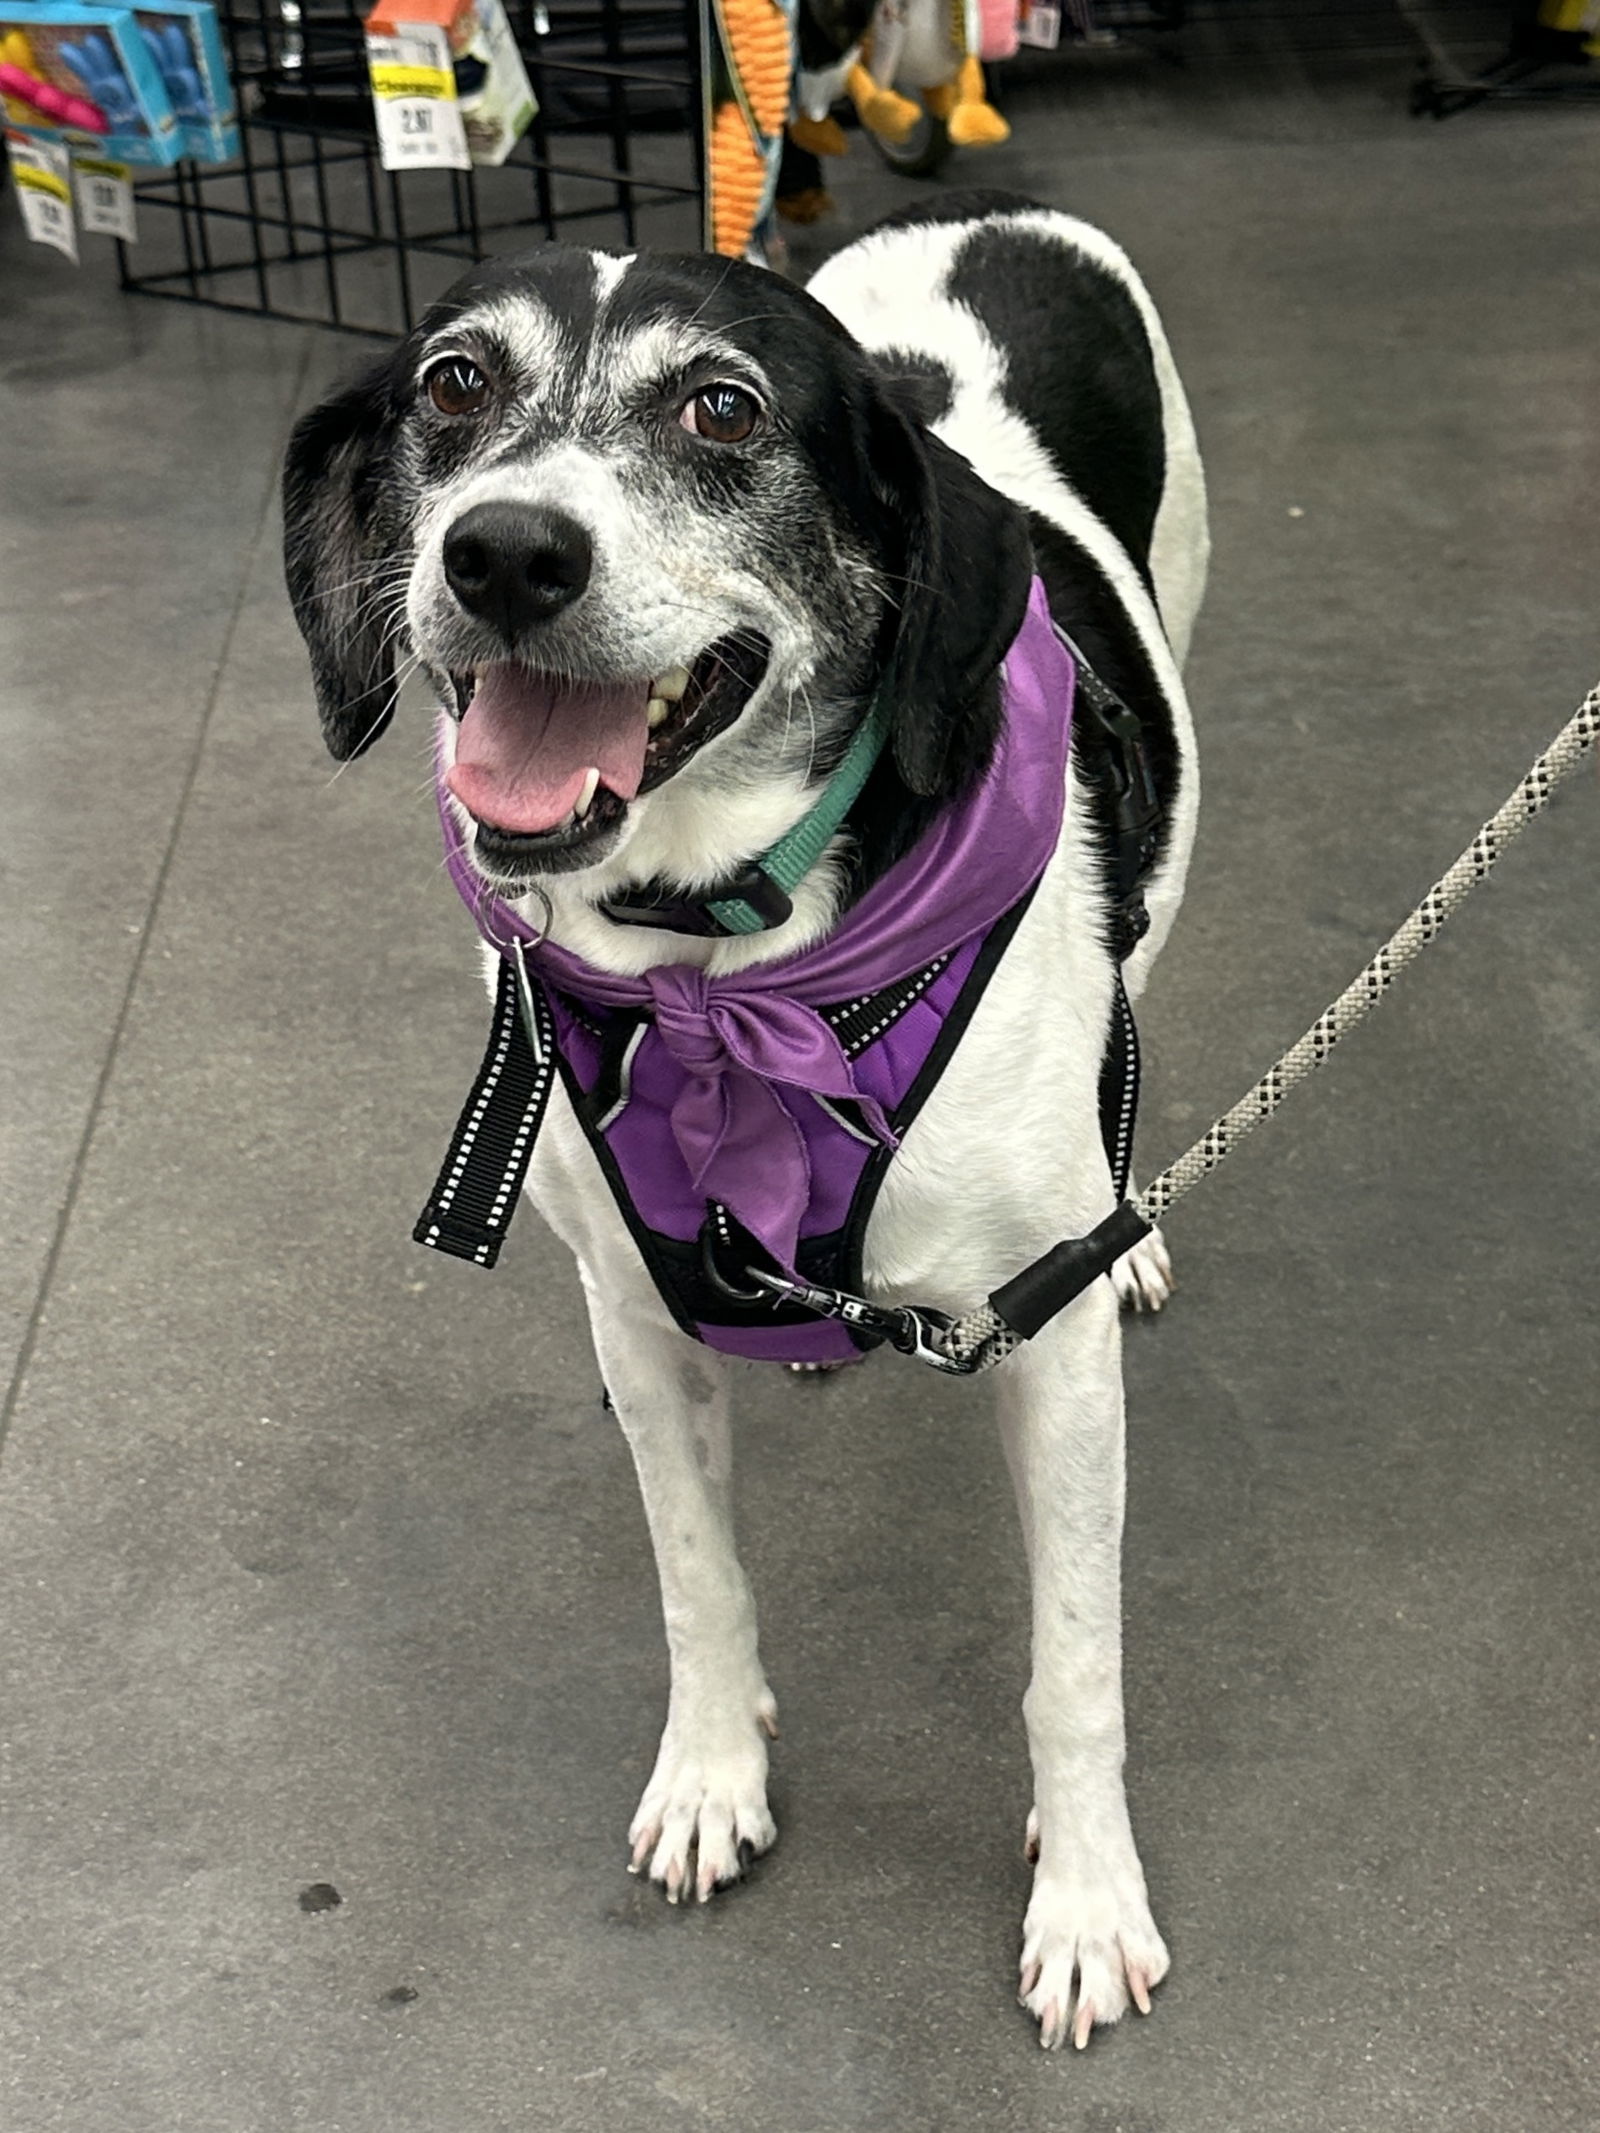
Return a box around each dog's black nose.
[441,502,594,639]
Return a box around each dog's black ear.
[868,389,1035,800]
[282,354,408,761]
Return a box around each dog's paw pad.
[1018,1867,1170,2050]
[1112,1225,1175,1315]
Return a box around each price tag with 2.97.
[366,25,471,171]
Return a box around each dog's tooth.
[646,697,670,729]
[575,766,601,818]
[653,664,691,702]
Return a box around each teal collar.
[706,694,893,934]
[603,694,893,938]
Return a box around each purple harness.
[423,577,1076,1365]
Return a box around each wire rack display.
[118,0,706,337]
[108,0,1595,335]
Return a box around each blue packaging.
[0,2,182,166]
[134,4,238,163]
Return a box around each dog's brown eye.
[682,384,760,444]
[425,356,492,418]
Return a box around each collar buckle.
[704,864,794,936]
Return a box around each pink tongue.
[446,666,651,835]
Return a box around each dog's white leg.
[580,1267,778,1902]
[995,1281,1170,2049]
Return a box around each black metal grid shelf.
[119,0,707,338]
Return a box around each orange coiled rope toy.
[708,0,794,257]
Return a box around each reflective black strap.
[413,954,554,1269]
[1099,968,1141,1202]
[823,951,952,1057]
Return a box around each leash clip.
[744,1270,972,1375]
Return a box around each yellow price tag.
[14,163,71,205]
[369,61,455,100]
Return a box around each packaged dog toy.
[133,3,238,162]
[363,0,535,170]
[0,2,180,165]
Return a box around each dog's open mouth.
[445,633,770,869]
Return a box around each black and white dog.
[283,191,1206,2050]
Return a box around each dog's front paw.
[1017,1860,1170,2050]
[627,1690,779,1903]
[1112,1224,1175,1314]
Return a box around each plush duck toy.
[776,0,1011,228]
[846,0,1011,150]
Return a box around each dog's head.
[282,245,1031,891]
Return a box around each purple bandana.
[439,576,1074,1280]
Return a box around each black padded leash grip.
[987,1201,1152,1342]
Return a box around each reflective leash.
[754,679,1600,1374]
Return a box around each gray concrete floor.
[3,44,1598,2133]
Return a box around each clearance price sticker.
[74,157,138,243]
[366,24,471,170]
[7,131,78,262]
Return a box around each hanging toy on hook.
[707,0,799,259]
[848,0,1011,170]
[779,0,1011,202]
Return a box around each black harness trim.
[823,951,953,1057]
[588,1012,649,1131]
[1101,967,1141,1203]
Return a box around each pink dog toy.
[0,61,109,132]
